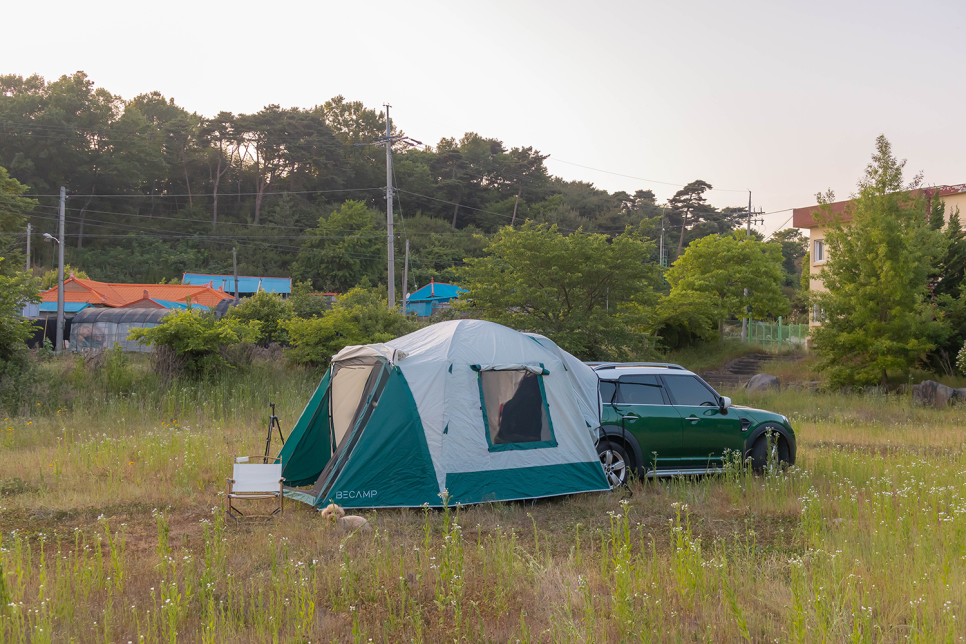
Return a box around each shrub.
[283,287,420,367]
[129,310,260,377]
[225,291,293,345]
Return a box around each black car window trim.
[658,374,721,407]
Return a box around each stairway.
[699,353,779,391]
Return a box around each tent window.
[478,370,557,452]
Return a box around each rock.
[745,374,780,392]
[912,380,957,408]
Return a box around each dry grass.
[3,365,966,642]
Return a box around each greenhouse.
[69,307,173,353]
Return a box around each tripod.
[264,402,286,457]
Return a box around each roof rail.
[585,362,687,370]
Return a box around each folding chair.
[225,455,284,521]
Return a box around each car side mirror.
[720,396,732,412]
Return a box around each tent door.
[310,359,390,502]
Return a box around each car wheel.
[749,429,791,472]
[597,441,630,488]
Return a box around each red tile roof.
[793,184,966,229]
[39,277,234,308]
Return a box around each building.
[39,276,233,311]
[182,273,292,298]
[404,281,466,317]
[793,184,966,327]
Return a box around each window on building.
[814,240,825,263]
[812,304,826,323]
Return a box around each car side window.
[662,375,718,406]
[616,375,665,405]
[599,381,617,404]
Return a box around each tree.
[456,221,662,360]
[810,135,946,387]
[665,231,789,337]
[198,111,241,230]
[283,287,419,367]
[225,291,292,345]
[288,280,331,319]
[41,264,88,290]
[0,166,35,259]
[0,259,39,375]
[771,228,809,286]
[291,201,383,293]
[668,180,715,259]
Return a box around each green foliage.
[0,166,35,251]
[800,251,810,291]
[0,259,40,367]
[3,74,744,290]
[811,135,946,387]
[649,290,720,350]
[225,291,292,345]
[665,231,789,335]
[771,228,808,287]
[456,221,662,361]
[283,287,420,367]
[288,280,331,319]
[0,259,40,412]
[291,201,383,293]
[40,264,88,290]
[128,310,260,376]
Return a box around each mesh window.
[663,375,718,406]
[480,370,551,445]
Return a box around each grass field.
[2,355,966,642]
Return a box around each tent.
[278,320,610,508]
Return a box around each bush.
[0,261,40,414]
[129,310,260,377]
[225,291,292,345]
[283,287,421,367]
[40,265,88,290]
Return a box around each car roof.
[587,363,698,378]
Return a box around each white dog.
[320,503,371,531]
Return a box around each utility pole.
[402,239,410,315]
[232,247,239,303]
[385,105,395,310]
[25,223,30,271]
[659,207,666,267]
[355,108,421,310]
[740,192,752,342]
[56,187,65,353]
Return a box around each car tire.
[597,441,631,488]
[749,428,791,472]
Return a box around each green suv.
[590,363,796,486]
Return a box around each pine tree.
[810,136,947,387]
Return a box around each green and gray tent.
[278,319,610,508]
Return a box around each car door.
[660,374,743,469]
[612,375,684,472]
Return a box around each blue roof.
[182,273,292,294]
[406,282,466,303]
[150,299,209,311]
[39,302,90,313]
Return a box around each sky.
[4,0,965,237]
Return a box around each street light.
[43,232,59,244]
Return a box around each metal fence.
[744,317,808,350]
